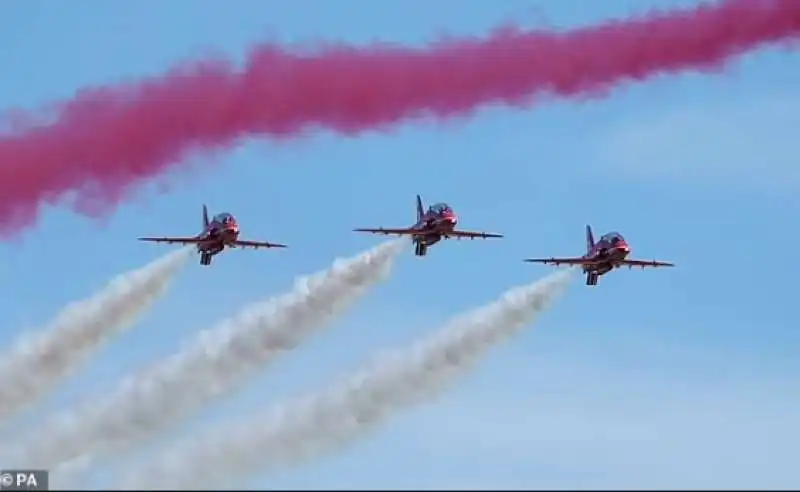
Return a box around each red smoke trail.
[0,0,798,235]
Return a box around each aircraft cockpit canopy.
[600,231,625,245]
[214,212,236,224]
[429,203,453,215]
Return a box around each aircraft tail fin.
[416,194,424,221]
[585,224,595,253]
[202,204,210,230]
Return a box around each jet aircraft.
[139,205,287,266]
[524,225,674,286]
[354,195,503,256]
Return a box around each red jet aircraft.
[354,195,503,256]
[139,205,288,266]
[524,225,674,286]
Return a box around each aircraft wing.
[523,257,596,266]
[138,236,204,245]
[524,257,675,268]
[232,239,288,249]
[446,229,504,239]
[618,259,675,268]
[353,227,419,236]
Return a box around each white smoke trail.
[120,269,573,490]
[13,239,404,475]
[0,248,190,428]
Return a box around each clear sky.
[1,0,798,489]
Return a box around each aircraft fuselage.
[412,216,458,247]
[197,226,239,256]
[580,245,632,285]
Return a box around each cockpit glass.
[429,203,451,215]
[214,213,234,224]
[600,232,624,244]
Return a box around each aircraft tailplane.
[416,194,424,221]
[585,224,595,253]
[202,204,210,230]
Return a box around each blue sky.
[1,0,798,488]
